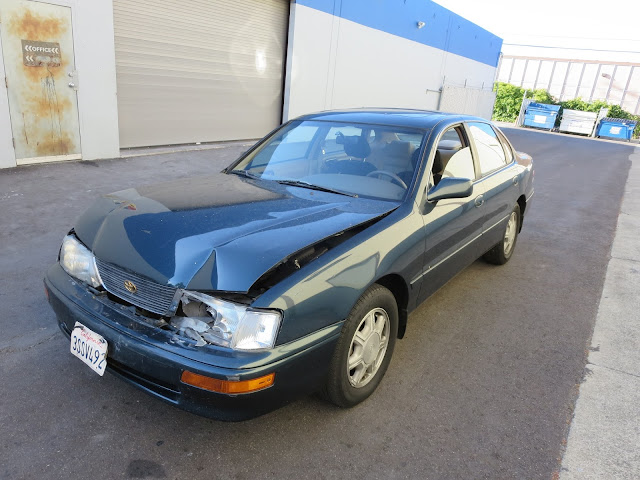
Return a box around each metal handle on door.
[474,195,484,207]
[68,82,76,88]
[512,175,519,185]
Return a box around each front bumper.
[44,263,341,421]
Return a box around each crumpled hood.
[74,173,398,292]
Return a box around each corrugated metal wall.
[113,0,289,148]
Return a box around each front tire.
[483,204,521,265]
[324,284,398,408]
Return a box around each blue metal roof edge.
[295,0,502,68]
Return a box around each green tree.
[531,89,555,104]
[492,82,526,122]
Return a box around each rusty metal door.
[0,0,81,164]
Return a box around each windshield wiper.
[229,171,357,198]
[228,169,259,179]
[274,179,357,198]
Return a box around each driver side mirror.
[427,177,473,203]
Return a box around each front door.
[0,0,81,165]
[416,125,486,304]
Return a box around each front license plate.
[70,322,108,376]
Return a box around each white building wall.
[0,0,119,168]
[72,0,119,161]
[283,2,500,121]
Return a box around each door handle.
[474,195,484,207]
[68,82,76,88]
[512,175,519,185]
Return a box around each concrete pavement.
[560,146,640,479]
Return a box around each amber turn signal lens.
[181,371,275,394]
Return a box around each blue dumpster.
[523,103,561,130]
[596,117,637,141]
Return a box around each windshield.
[230,120,427,201]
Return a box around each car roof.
[293,108,489,130]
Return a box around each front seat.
[398,147,422,186]
[343,135,371,159]
[398,148,444,187]
[323,135,375,176]
[432,150,444,185]
[382,141,415,174]
[367,140,415,176]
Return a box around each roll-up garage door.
[113,0,289,148]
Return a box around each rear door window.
[467,122,508,176]
[496,130,515,163]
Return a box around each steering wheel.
[366,170,408,189]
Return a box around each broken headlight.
[60,235,102,288]
[171,291,281,351]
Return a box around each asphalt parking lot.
[0,128,634,479]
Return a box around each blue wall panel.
[296,0,502,67]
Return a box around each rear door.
[464,122,520,252]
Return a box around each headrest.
[373,131,400,144]
[437,140,462,151]
[385,141,414,157]
[343,136,371,159]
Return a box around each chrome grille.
[95,259,177,315]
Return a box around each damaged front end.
[168,291,281,351]
[59,232,283,351]
[63,206,395,352]
[123,214,393,350]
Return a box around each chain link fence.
[438,84,497,120]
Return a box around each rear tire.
[483,204,520,265]
[324,284,398,408]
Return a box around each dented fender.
[252,202,425,344]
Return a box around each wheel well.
[517,195,526,232]
[375,274,409,339]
